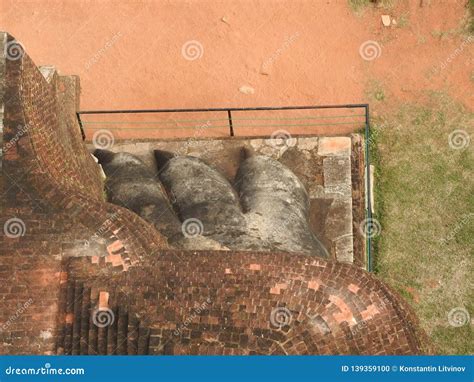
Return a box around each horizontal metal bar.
[80,114,367,125]
[78,104,369,115]
[82,121,364,131]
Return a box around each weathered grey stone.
[236,152,329,258]
[333,234,354,263]
[175,236,230,251]
[324,199,353,262]
[105,136,356,262]
[297,137,318,151]
[94,149,183,244]
[323,156,352,199]
[155,151,248,248]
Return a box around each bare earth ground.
[1,0,473,354]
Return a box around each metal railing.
[77,104,373,271]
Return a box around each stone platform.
[108,135,360,264]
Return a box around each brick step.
[57,280,150,355]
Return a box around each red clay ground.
[1,0,472,139]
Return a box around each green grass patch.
[469,0,474,33]
[397,14,410,28]
[366,80,387,103]
[371,92,473,354]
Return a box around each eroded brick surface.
[0,32,168,354]
[57,253,431,355]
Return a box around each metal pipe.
[227,110,234,137]
[76,112,86,140]
[77,104,369,115]
[365,104,373,272]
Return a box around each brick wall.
[58,252,431,355]
[0,32,168,354]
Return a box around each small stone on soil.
[381,15,391,27]
[239,85,255,95]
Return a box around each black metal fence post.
[76,112,86,140]
[227,110,234,137]
[365,104,373,272]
